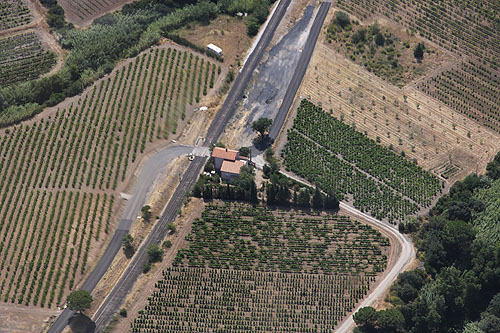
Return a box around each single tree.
[141,205,152,222]
[375,32,385,46]
[312,187,324,209]
[251,117,273,138]
[167,222,176,234]
[414,42,425,61]
[324,190,340,210]
[353,306,377,330]
[334,11,350,29]
[67,290,93,313]
[122,234,135,258]
[238,146,251,157]
[147,244,164,263]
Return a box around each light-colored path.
[280,170,415,332]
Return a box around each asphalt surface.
[47,145,194,333]
[239,3,315,144]
[47,0,293,332]
[268,1,331,141]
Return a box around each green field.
[0,32,55,87]
[282,99,442,223]
[132,202,389,331]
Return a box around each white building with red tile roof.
[211,147,248,183]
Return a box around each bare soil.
[0,303,59,333]
[177,15,251,70]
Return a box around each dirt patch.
[0,303,59,333]
[176,15,251,69]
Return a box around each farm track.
[48,0,293,331]
[280,170,415,333]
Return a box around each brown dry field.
[299,8,500,184]
[177,15,252,70]
[326,14,457,87]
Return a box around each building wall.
[214,157,223,171]
[221,171,239,184]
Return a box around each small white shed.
[206,43,223,57]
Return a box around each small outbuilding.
[206,43,223,57]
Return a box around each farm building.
[211,147,248,182]
[220,160,246,183]
[206,43,223,57]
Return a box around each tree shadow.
[252,136,274,152]
[69,313,95,333]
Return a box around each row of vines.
[0,0,32,31]
[0,32,56,87]
[282,100,442,222]
[132,201,389,331]
[0,45,220,307]
[335,0,500,131]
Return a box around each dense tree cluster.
[355,151,500,333]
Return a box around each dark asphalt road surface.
[48,0,292,332]
[268,1,331,141]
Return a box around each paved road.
[48,0,294,332]
[47,145,194,333]
[268,1,331,141]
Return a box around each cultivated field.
[300,44,500,183]
[0,31,56,86]
[282,100,442,223]
[132,202,390,331]
[0,0,32,31]
[335,0,500,132]
[0,44,220,308]
[58,0,135,27]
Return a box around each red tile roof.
[220,160,245,174]
[212,147,238,161]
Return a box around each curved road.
[335,202,415,332]
[281,170,415,332]
[47,145,195,332]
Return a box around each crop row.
[282,100,442,222]
[132,201,386,331]
[175,202,389,275]
[0,45,220,307]
[335,0,500,131]
[132,267,371,332]
[0,32,56,86]
[0,0,32,31]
